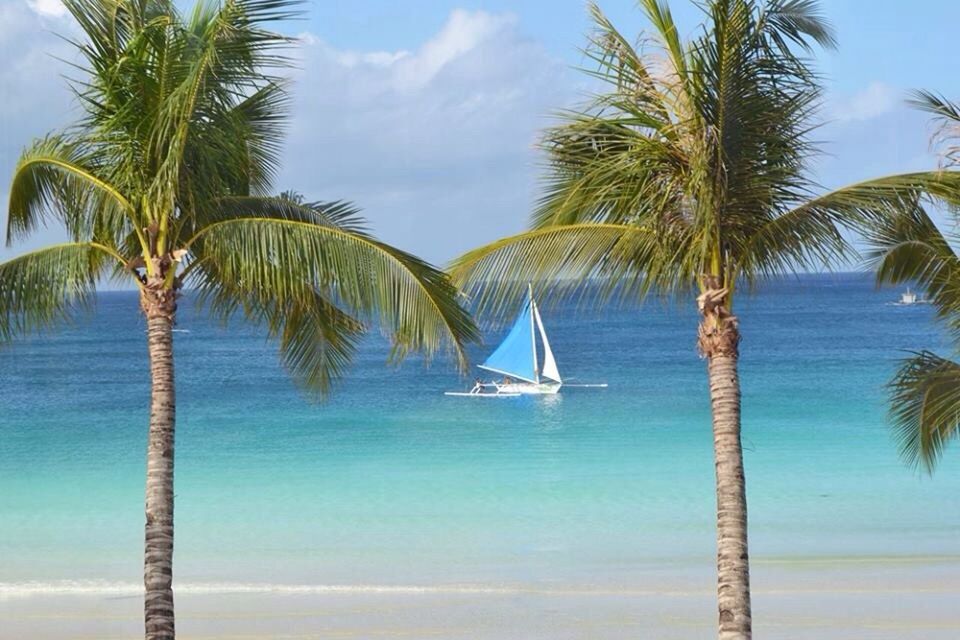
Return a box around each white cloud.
[831,81,899,123]
[0,7,571,265]
[816,81,939,189]
[283,9,571,262]
[335,49,410,69]
[0,2,76,129]
[26,0,67,18]
[0,2,76,261]
[392,9,517,90]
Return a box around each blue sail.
[478,299,537,383]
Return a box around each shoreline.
[5,554,959,596]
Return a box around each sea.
[1,272,959,597]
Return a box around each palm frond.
[743,172,960,281]
[759,0,838,53]
[909,89,960,168]
[536,114,687,228]
[230,81,292,194]
[194,265,364,396]
[863,202,960,332]
[634,0,689,90]
[153,0,299,156]
[449,223,671,322]
[182,195,368,241]
[7,136,140,247]
[176,81,293,212]
[0,243,121,341]
[889,351,960,473]
[186,217,478,376]
[272,292,364,395]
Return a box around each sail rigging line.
[529,284,539,384]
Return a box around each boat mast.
[529,283,539,384]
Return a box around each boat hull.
[495,382,561,395]
[444,391,521,397]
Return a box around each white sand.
[2,559,959,639]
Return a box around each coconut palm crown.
[450,1,960,638]
[1,1,476,638]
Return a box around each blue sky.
[2,0,959,265]
[307,0,956,94]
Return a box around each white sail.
[532,300,561,383]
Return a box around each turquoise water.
[1,273,958,591]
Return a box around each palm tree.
[1,1,476,638]
[449,2,960,638]
[866,91,960,473]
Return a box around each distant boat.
[445,285,607,397]
[898,287,926,305]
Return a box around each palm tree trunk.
[698,280,751,640]
[707,352,751,639]
[142,284,178,640]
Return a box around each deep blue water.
[1,273,958,590]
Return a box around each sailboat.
[482,285,562,395]
[446,285,563,397]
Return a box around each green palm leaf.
[909,89,960,167]
[195,265,364,395]
[864,202,960,332]
[0,243,121,341]
[188,216,478,375]
[7,136,140,247]
[267,292,364,395]
[450,223,668,320]
[742,172,960,281]
[758,0,838,53]
[147,0,298,207]
[189,194,369,236]
[889,351,960,472]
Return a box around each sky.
[1,0,959,267]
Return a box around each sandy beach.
[4,558,959,639]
